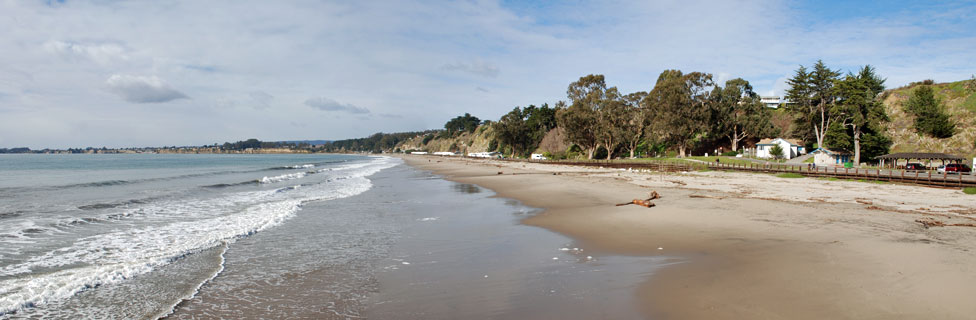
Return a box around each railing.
[451,155,976,188]
[704,162,976,188]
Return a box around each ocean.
[0,154,662,319]
[0,154,397,318]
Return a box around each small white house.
[530,153,547,160]
[811,148,851,166]
[755,138,805,159]
[760,96,784,109]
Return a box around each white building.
[755,138,805,159]
[810,148,851,166]
[467,152,502,158]
[760,96,784,109]
[530,153,547,160]
[432,151,458,156]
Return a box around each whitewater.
[0,154,398,318]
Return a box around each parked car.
[936,165,946,174]
[943,163,972,174]
[904,163,927,171]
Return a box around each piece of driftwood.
[497,171,503,175]
[916,218,976,228]
[616,191,661,208]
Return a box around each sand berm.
[400,154,976,319]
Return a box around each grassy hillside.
[884,79,976,159]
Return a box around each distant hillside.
[883,79,976,158]
[279,140,331,145]
[396,125,498,153]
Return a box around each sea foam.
[0,156,400,316]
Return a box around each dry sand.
[400,155,976,319]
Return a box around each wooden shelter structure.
[876,152,966,168]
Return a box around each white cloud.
[304,97,370,114]
[105,74,188,103]
[44,40,128,65]
[0,0,973,148]
[441,59,501,78]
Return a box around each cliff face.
[883,80,976,158]
[396,125,497,154]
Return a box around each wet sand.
[400,155,976,319]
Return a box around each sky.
[1,0,974,149]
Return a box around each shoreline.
[399,154,976,319]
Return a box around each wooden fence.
[470,157,976,188]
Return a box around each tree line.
[341,60,973,165]
[396,61,900,163]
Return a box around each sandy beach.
[400,155,976,319]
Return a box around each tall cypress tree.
[904,85,954,138]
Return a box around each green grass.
[776,173,804,178]
[964,187,976,195]
[685,156,757,166]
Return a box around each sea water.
[1,154,666,319]
[0,154,397,318]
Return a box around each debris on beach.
[689,194,725,200]
[497,171,503,175]
[615,191,661,208]
[915,218,976,229]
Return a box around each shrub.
[721,151,738,156]
[964,187,976,195]
[770,145,785,159]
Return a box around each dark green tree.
[647,70,714,157]
[620,91,650,158]
[823,121,852,152]
[714,78,775,152]
[832,65,888,165]
[443,113,481,136]
[495,107,532,158]
[560,74,612,159]
[904,86,955,138]
[785,60,841,148]
[523,103,559,147]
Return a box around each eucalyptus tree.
[648,70,714,157]
[558,75,610,159]
[714,78,774,152]
[620,91,650,158]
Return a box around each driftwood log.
[616,191,661,208]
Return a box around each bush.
[721,151,738,156]
[964,187,976,195]
[542,151,553,159]
[422,134,435,145]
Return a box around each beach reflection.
[452,183,481,194]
